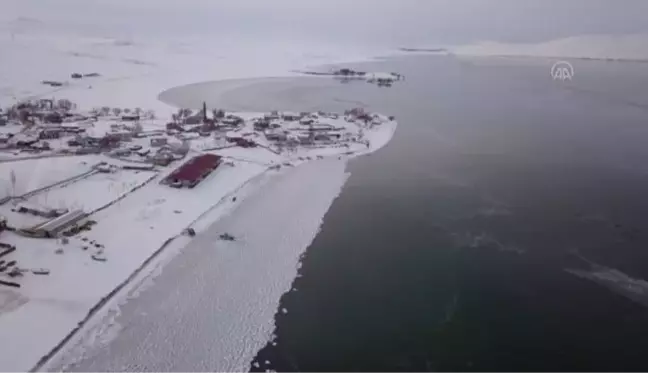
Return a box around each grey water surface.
[67,54,648,371]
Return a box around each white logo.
[551,61,574,81]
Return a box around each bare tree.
[132,122,143,133]
[10,170,16,197]
[57,99,73,111]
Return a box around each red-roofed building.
[162,153,221,188]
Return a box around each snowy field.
[0,32,386,118]
[28,169,154,213]
[0,156,102,199]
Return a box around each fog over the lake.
[3,0,648,48]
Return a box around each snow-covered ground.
[0,13,400,371]
[0,32,388,117]
[0,156,100,199]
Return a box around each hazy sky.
[5,0,648,48]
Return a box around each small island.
[295,67,405,87]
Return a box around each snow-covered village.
[0,96,395,274]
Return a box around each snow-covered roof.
[86,127,110,139]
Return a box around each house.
[151,152,174,166]
[39,127,64,139]
[11,134,38,147]
[98,136,120,149]
[309,123,336,131]
[61,124,84,133]
[254,119,270,130]
[184,115,203,125]
[221,116,243,127]
[109,148,131,157]
[76,146,101,154]
[150,137,168,147]
[136,148,151,157]
[67,137,83,146]
[43,112,63,124]
[31,141,51,151]
[166,122,184,132]
[227,136,256,148]
[121,115,140,122]
[109,131,133,142]
[265,130,287,141]
[281,112,301,121]
[313,133,331,141]
[298,133,313,145]
[97,164,115,173]
[122,164,155,171]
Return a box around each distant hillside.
[399,47,447,53]
[450,34,648,62]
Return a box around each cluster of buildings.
[252,109,382,148]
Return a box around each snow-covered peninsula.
[0,22,398,373]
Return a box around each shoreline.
[52,157,353,372]
[2,88,396,372]
[38,164,278,372]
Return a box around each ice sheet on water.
[57,159,350,372]
[566,260,648,307]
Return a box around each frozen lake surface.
[56,158,349,371]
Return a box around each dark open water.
[243,55,648,371]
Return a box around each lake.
[66,54,648,371]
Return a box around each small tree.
[10,170,16,197]
[113,107,122,116]
[132,122,143,133]
[57,99,73,111]
[124,108,131,114]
